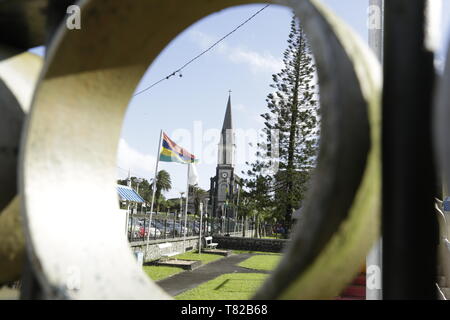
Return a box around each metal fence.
[126,213,265,242]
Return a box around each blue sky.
[30,1,450,200]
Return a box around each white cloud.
[232,103,266,126]
[227,47,283,73]
[117,138,156,179]
[188,30,283,74]
[233,103,247,112]
[189,30,224,51]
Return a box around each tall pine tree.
[245,16,319,234]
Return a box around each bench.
[204,236,218,250]
[158,242,180,260]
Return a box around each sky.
[29,1,450,200]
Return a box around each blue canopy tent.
[117,184,145,203]
[117,185,145,240]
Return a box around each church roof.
[221,94,233,132]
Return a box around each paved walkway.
[157,253,269,296]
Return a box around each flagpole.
[145,130,163,260]
[182,164,190,252]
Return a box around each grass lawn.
[143,265,184,281]
[238,254,282,271]
[174,251,224,264]
[143,251,224,281]
[232,250,281,255]
[175,273,268,300]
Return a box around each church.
[208,93,241,219]
[186,93,241,218]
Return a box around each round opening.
[18,0,379,299]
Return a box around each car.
[175,222,188,235]
[151,220,171,235]
[191,221,209,234]
[139,225,161,238]
[166,221,187,236]
[131,218,161,238]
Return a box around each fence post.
[383,0,437,299]
[173,215,176,239]
[130,212,134,242]
[153,216,157,240]
[143,215,146,241]
[163,217,167,240]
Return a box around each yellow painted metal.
[0,51,42,283]
[0,0,381,299]
[0,197,25,283]
[254,0,381,299]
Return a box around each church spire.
[218,91,235,166]
[221,91,233,133]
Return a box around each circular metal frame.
[15,0,381,299]
[0,50,42,283]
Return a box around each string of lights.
[133,4,270,97]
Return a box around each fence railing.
[126,214,274,243]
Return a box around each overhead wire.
[133,4,270,97]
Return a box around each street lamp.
[135,178,143,194]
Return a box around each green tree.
[154,170,172,212]
[191,186,208,215]
[234,189,252,238]
[160,199,178,213]
[248,176,272,238]
[245,15,319,235]
[236,177,272,238]
[267,16,319,231]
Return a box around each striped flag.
[159,132,199,164]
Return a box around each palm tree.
[192,186,208,215]
[155,170,171,212]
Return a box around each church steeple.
[218,92,236,166]
[221,92,233,133]
[212,91,240,218]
